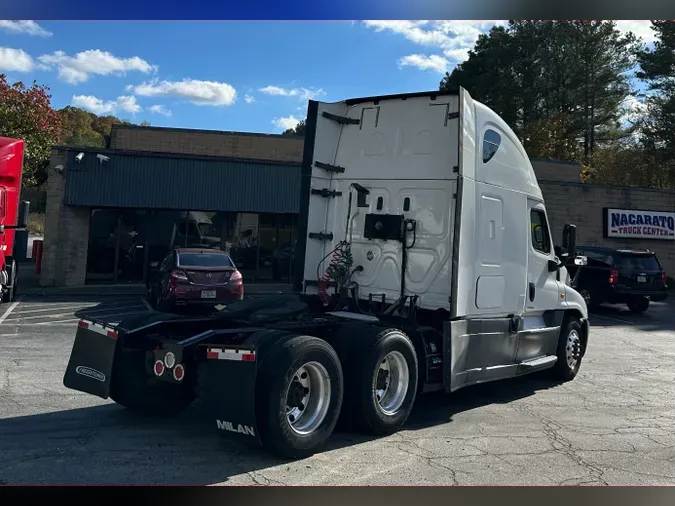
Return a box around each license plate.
[201,290,216,299]
[637,276,647,283]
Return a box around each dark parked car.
[567,246,668,313]
[146,248,244,312]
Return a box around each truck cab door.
[519,200,562,362]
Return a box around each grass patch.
[27,213,45,234]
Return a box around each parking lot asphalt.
[0,296,673,485]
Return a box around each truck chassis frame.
[63,292,588,459]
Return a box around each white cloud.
[0,47,34,72]
[613,21,656,44]
[38,49,157,84]
[621,95,648,124]
[148,104,172,117]
[259,85,324,100]
[365,20,657,74]
[127,79,237,106]
[244,94,256,104]
[398,54,449,74]
[272,115,300,131]
[0,21,52,37]
[72,94,141,115]
[363,20,506,65]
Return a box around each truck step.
[311,188,342,198]
[308,231,334,241]
[327,311,379,322]
[321,111,360,126]
[314,160,345,173]
[518,355,557,368]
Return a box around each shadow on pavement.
[588,300,673,332]
[0,372,563,485]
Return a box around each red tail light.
[609,268,619,285]
[169,270,188,293]
[170,270,188,281]
[662,271,667,286]
[230,270,242,282]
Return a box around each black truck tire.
[109,347,196,417]
[254,334,343,459]
[627,297,650,313]
[341,328,418,436]
[551,317,584,382]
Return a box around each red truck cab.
[0,137,30,303]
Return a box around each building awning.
[62,148,302,214]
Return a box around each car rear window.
[178,253,233,267]
[615,254,660,272]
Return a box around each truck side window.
[530,209,551,254]
[483,129,501,163]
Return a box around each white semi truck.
[63,87,590,459]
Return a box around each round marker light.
[154,360,165,377]
[164,352,176,369]
[173,364,185,382]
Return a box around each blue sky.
[0,20,656,134]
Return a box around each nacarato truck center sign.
[604,208,675,240]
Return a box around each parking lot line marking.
[0,296,23,325]
[5,305,148,321]
[29,319,82,325]
[141,297,153,311]
[14,301,144,315]
[13,304,101,315]
[16,298,142,309]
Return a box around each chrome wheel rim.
[374,351,410,416]
[285,361,331,435]
[566,329,581,370]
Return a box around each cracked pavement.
[0,297,673,485]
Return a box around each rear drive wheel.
[551,318,583,382]
[109,348,196,417]
[255,335,343,459]
[343,328,418,436]
[627,297,649,313]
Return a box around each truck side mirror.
[562,224,576,257]
[17,200,30,229]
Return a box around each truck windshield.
[615,254,660,272]
[178,253,233,267]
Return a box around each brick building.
[39,124,674,288]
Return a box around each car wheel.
[627,297,649,313]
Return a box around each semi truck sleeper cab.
[63,87,590,459]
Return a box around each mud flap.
[197,345,260,446]
[63,321,119,399]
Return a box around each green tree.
[636,21,675,186]
[58,106,102,147]
[282,119,306,137]
[0,74,61,187]
[441,21,641,163]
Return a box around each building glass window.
[85,208,299,285]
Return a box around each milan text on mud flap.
[217,420,256,437]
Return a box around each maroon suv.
[147,248,244,312]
